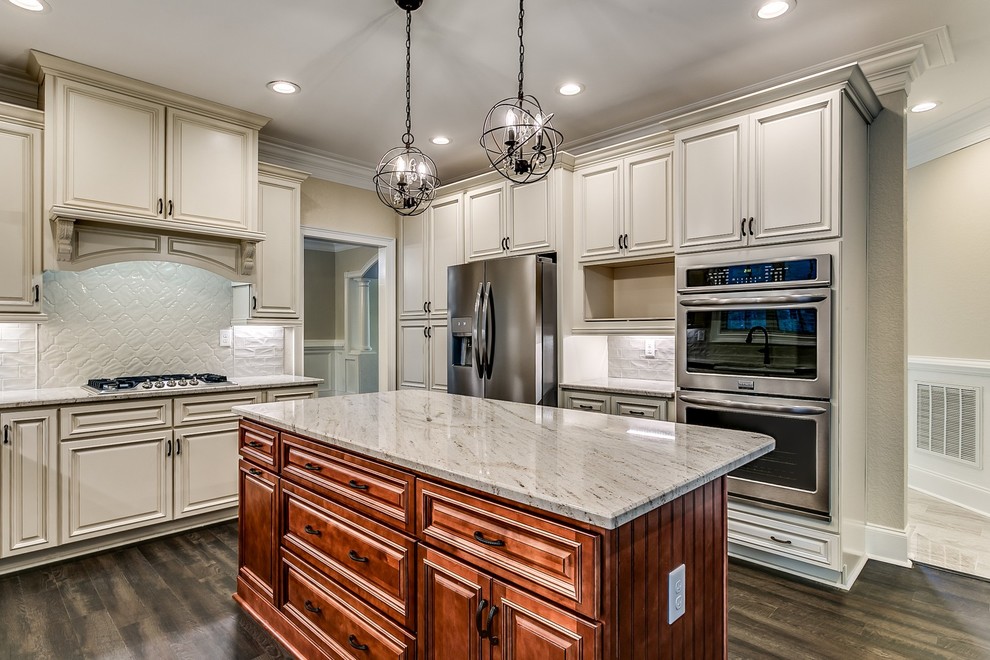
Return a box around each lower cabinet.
[174,421,240,517]
[238,457,279,602]
[420,546,599,659]
[561,388,671,421]
[1,408,58,557]
[60,429,174,542]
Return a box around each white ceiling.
[1,0,988,184]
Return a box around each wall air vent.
[916,383,981,466]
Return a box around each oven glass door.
[678,394,830,518]
[678,289,830,399]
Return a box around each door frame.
[298,226,396,391]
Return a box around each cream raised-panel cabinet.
[576,146,674,263]
[465,177,554,262]
[400,192,463,319]
[675,91,843,253]
[235,164,308,322]
[1,409,57,558]
[264,387,318,403]
[43,67,263,233]
[173,421,240,518]
[399,319,447,391]
[0,106,44,318]
[60,429,174,543]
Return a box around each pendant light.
[373,0,439,216]
[480,0,563,184]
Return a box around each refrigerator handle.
[473,282,485,379]
[484,282,495,380]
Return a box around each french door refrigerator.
[447,254,557,405]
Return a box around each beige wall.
[301,177,398,240]
[907,137,990,359]
[866,91,908,532]
[303,249,336,340]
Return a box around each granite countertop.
[560,377,676,398]
[0,375,322,410]
[234,390,772,530]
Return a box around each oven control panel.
[681,255,830,291]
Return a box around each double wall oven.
[676,254,832,519]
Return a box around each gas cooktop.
[84,373,230,394]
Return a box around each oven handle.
[678,394,828,416]
[679,294,827,307]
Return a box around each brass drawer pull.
[304,600,321,614]
[304,525,321,536]
[348,550,369,563]
[348,479,369,491]
[473,531,505,547]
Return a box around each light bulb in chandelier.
[482,95,562,183]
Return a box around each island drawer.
[417,480,600,619]
[728,509,840,570]
[281,550,415,660]
[281,481,416,630]
[239,420,277,470]
[281,433,416,534]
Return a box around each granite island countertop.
[234,390,773,530]
[560,377,675,398]
[0,375,323,410]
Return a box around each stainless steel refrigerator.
[447,255,557,405]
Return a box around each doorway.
[299,228,395,396]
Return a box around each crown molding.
[908,99,990,168]
[0,64,39,109]
[258,136,375,190]
[858,26,954,96]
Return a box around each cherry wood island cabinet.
[232,391,773,659]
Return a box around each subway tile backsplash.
[0,262,287,392]
[607,335,674,381]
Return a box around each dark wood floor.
[1,522,988,659]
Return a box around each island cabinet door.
[419,546,489,660]
[492,581,601,660]
[238,458,279,603]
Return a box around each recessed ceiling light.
[266,80,300,95]
[430,136,451,145]
[910,101,939,113]
[558,82,584,96]
[8,0,50,12]
[757,0,795,19]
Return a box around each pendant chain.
[404,10,413,145]
[517,0,525,101]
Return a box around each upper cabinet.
[49,78,259,233]
[576,145,673,263]
[29,51,270,280]
[464,173,557,262]
[233,163,309,324]
[400,192,463,319]
[0,103,44,321]
[675,90,856,253]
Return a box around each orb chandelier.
[480,0,563,184]
[373,0,439,216]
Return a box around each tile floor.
[907,487,990,581]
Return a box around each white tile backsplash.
[607,335,674,381]
[0,262,288,392]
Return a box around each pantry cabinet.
[0,105,44,320]
[398,319,447,392]
[675,90,851,252]
[400,192,463,318]
[576,145,673,263]
[0,409,57,557]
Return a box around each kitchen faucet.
[745,325,771,365]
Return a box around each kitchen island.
[233,390,773,659]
